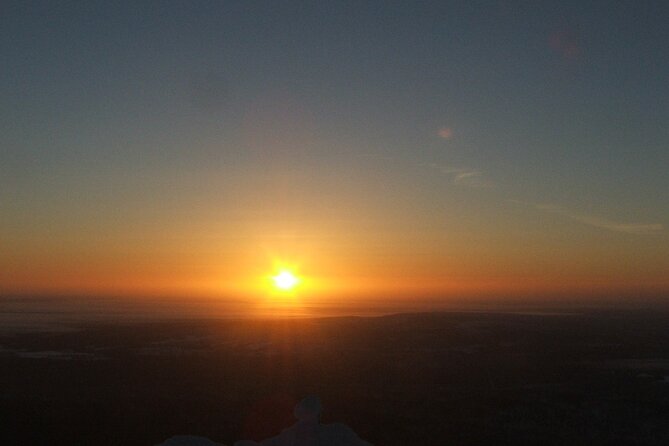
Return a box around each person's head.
[293,395,322,422]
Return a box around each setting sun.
[272,270,300,291]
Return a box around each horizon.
[3,290,669,334]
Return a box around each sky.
[1,1,668,303]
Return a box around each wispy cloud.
[520,201,663,235]
[427,164,493,189]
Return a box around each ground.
[1,311,669,445]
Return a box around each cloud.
[453,170,480,184]
[437,127,453,140]
[428,164,493,189]
[531,203,663,235]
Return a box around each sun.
[272,270,300,291]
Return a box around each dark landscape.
[2,311,669,445]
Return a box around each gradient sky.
[1,1,668,301]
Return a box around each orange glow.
[1,198,668,304]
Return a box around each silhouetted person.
[235,396,372,446]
